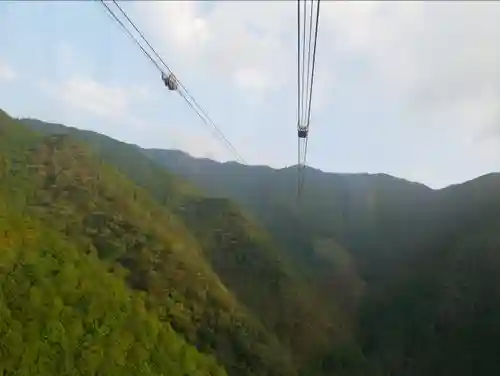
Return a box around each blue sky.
[1,1,500,189]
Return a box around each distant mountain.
[144,136,500,376]
[17,113,500,375]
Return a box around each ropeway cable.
[99,0,246,164]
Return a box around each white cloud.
[0,60,17,82]
[234,66,270,93]
[137,1,500,136]
[322,2,500,140]
[135,1,296,96]
[38,76,149,129]
[163,126,231,161]
[60,77,130,118]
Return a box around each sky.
[1,1,500,189]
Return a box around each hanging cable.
[110,0,174,75]
[297,0,303,195]
[305,0,321,129]
[298,0,315,195]
[99,0,163,73]
[297,0,321,196]
[297,0,310,196]
[98,0,246,164]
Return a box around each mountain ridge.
[20,116,442,190]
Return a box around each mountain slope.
[3,111,298,376]
[0,110,227,376]
[358,172,500,375]
[21,116,363,374]
[142,141,500,376]
[142,149,436,276]
[20,113,500,375]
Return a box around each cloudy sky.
[1,1,500,189]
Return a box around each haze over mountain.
[0,110,491,375]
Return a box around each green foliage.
[0,198,225,374]
[21,116,350,374]
[0,113,229,376]
[4,112,295,376]
[176,197,342,365]
[17,110,500,376]
[140,141,500,376]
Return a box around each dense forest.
[1,108,500,375]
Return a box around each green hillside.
[142,140,500,375]
[0,110,227,376]
[4,110,362,375]
[1,111,298,376]
[21,116,362,374]
[14,111,500,375]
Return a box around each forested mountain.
[20,116,359,374]
[144,147,500,375]
[1,110,499,375]
[0,110,227,375]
